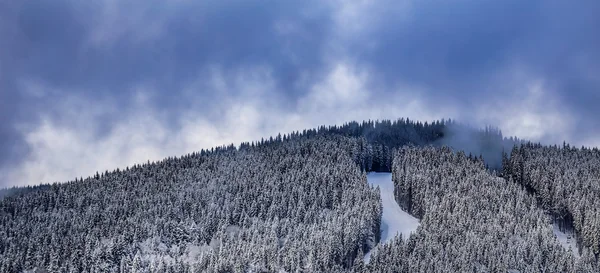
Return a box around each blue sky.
[1,0,599,187]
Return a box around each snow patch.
[552,222,579,258]
[364,172,420,263]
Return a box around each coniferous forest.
[366,147,589,272]
[1,118,600,272]
[504,144,600,259]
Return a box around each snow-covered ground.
[364,172,420,263]
[552,222,580,258]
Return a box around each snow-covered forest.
[362,173,419,264]
[505,143,600,261]
[1,135,382,272]
[1,118,599,272]
[364,147,595,272]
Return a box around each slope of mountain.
[0,136,381,272]
[2,118,600,272]
[505,143,600,261]
[363,172,419,264]
[365,147,580,272]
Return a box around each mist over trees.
[2,117,599,272]
[253,118,519,172]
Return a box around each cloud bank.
[1,0,599,187]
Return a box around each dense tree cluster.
[240,118,449,173]
[0,118,537,273]
[505,143,600,259]
[365,147,586,272]
[267,118,518,172]
[0,136,381,272]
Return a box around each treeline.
[505,143,600,258]
[0,117,526,272]
[240,118,519,172]
[364,147,587,272]
[2,118,517,197]
[0,136,381,272]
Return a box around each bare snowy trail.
[553,223,580,258]
[364,172,419,263]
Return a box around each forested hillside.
[249,118,518,172]
[0,136,382,272]
[4,118,593,272]
[364,147,592,272]
[505,143,600,261]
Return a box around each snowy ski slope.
[364,172,420,263]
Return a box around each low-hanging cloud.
[3,63,449,187]
[1,0,599,187]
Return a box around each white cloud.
[300,63,369,110]
[3,0,599,189]
[330,0,412,38]
[473,67,574,144]
[8,59,588,188]
[6,62,452,187]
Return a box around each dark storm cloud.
[0,0,331,167]
[1,0,599,186]
[348,0,600,135]
[11,0,330,93]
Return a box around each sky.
[1,0,599,187]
